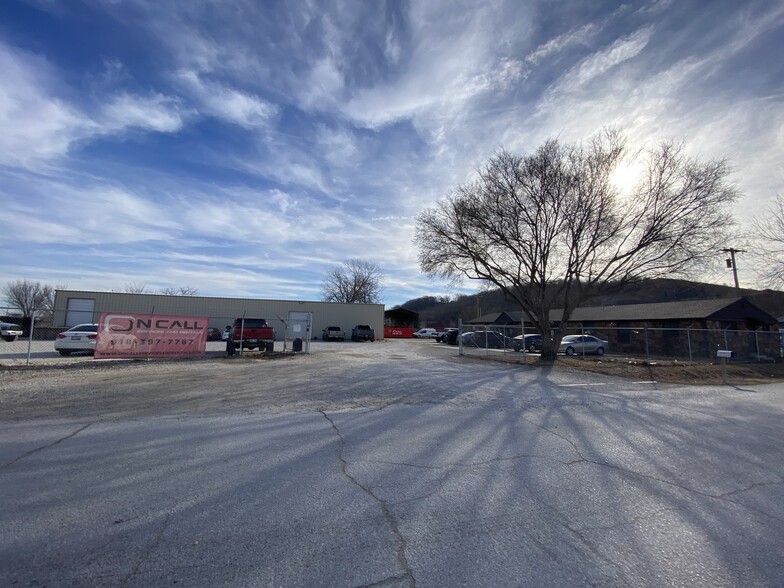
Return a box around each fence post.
[458,318,463,355]
[687,328,692,363]
[755,329,760,362]
[521,318,526,359]
[644,323,649,361]
[25,309,36,367]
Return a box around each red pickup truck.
[229,318,275,353]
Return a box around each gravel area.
[0,340,497,419]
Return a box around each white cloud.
[0,41,189,167]
[176,70,277,129]
[545,26,653,98]
[525,23,599,65]
[101,92,185,133]
[0,43,94,166]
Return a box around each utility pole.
[723,248,746,293]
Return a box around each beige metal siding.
[53,290,384,340]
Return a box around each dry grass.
[534,355,784,385]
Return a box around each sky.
[1,0,783,308]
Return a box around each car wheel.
[565,347,575,356]
[370,337,375,342]
[3,335,17,342]
[596,347,605,356]
[58,349,71,356]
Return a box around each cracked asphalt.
[1,339,783,587]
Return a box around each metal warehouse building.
[53,290,385,341]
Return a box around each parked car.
[322,326,345,341]
[228,318,275,352]
[413,328,439,339]
[558,334,608,356]
[54,324,99,356]
[351,324,375,342]
[1,322,23,342]
[443,329,460,345]
[436,328,458,343]
[206,327,222,341]
[460,331,511,349]
[512,334,543,353]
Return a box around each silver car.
[559,334,608,356]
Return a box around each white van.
[413,328,439,338]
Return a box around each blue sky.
[1,0,783,308]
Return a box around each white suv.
[413,328,439,338]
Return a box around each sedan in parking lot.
[54,324,99,356]
[1,322,23,342]
[558,334,608,356]
[207,327,223,341]
[461,331,511,349]
[512,334,543,353]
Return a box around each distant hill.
[393,279,784,327]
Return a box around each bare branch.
[751,193,784,287]
[321,259,383,304]
[1,280,55,318]
[159,286,200,296]
[415,129,740,359]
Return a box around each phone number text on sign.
[95,313,209,359]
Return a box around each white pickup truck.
[322,326,346,341]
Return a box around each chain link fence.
[0,310,317,366]
[455,322,782,363]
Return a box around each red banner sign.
[95,313,208,359]
[384,327,413,338]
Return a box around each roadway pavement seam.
[320,410,416,588]
[0,421,94,471]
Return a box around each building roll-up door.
[65,298,95,326]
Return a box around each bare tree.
[321,259,383,304]
[752,193,784,287]
[158,286,200,296]
[415,129,740,360]
[2,280,54,318]
[123,282,147,294]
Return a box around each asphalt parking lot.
[1,339,783,586]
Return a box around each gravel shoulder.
[2,339,783,420]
